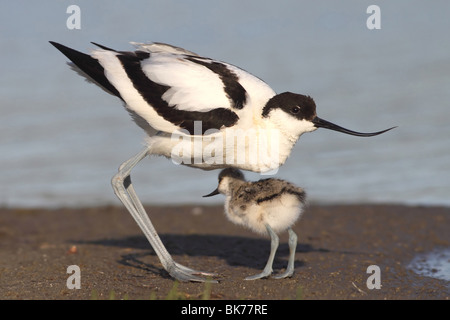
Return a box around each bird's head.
[203,168,245,197]
[262,92,395,139]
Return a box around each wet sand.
[0,204,448,300]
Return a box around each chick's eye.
[291,106,300,114]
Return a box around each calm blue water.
[408,248,450,284]
[1,1,450,208]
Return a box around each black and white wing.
[50,41,276,134]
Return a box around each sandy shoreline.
[0,204,448,300]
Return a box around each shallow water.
[408,248,450,284]
[1,1,450,208]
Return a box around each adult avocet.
[50,41,393,282]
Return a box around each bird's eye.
[291,106,300,114]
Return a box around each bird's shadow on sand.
[74,233,332,279]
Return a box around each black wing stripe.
[186,58,247,110]
[256,185,306,204]
[117,53,239,134]
[91,42,151,61]
[49,41,123,99]
[91,42,117,51]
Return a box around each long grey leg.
[272,227,297,279]
[245,224,279,280]
[111,146,217,282]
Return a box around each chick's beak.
[203,188,220,198]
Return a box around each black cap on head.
[218,168,245,182]
[262,92,317,121]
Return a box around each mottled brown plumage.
[205,168,307,279]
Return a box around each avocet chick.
[204,168,306,280]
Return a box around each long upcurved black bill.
[312,117,396,137]
[203,188,220,198]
